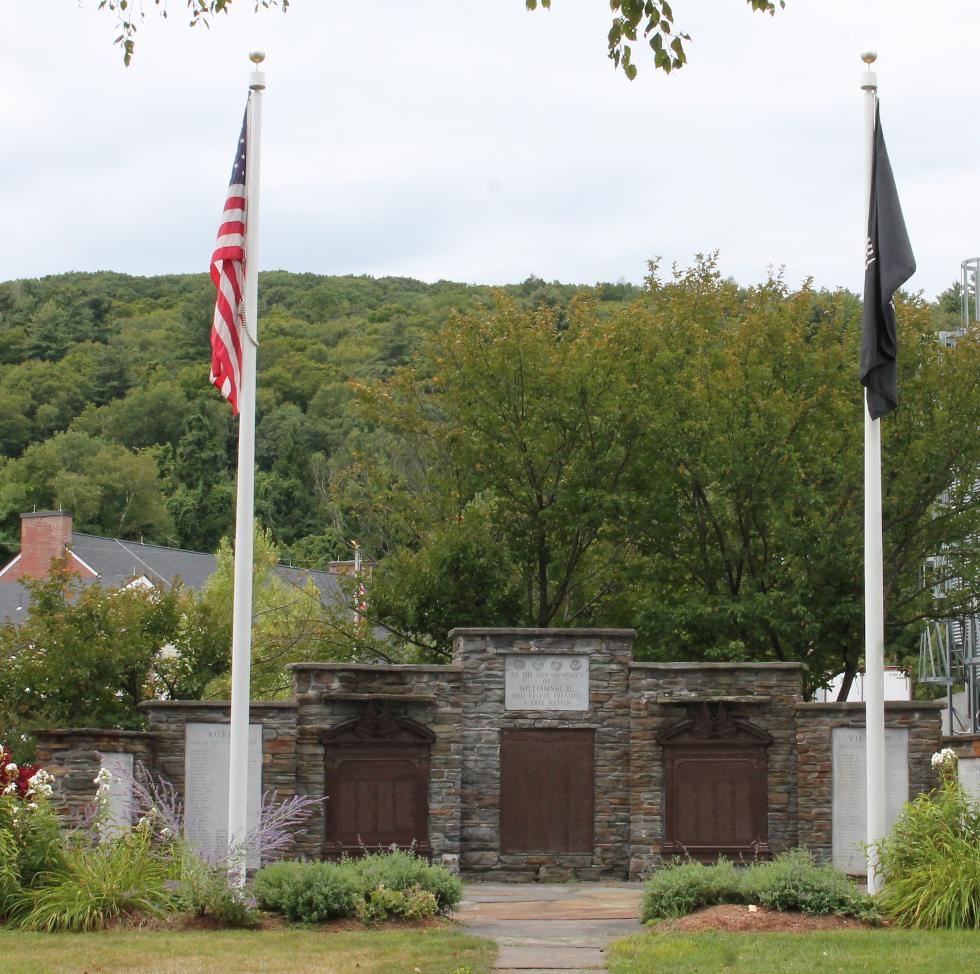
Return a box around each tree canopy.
[97,1,784,76]
[0,266,976,704]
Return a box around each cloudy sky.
[3,1,978,299]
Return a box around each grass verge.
[0,926,495,974]
[607,929,979,973]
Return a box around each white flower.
[93,768,113,786]
[2,782,17,796]
[160,827,173,840]
[28,769,52,789]
[4,763,17,775]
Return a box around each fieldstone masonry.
[796,700,944,862]
[34,628,943,880]
[627,661,804,877]
[453,628,633,880]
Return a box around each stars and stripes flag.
[209,111,248,415]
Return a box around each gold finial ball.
[249,50,266,65]
[861,51,878,65]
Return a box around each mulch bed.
[656,905,873,933]
[122,912,454,933]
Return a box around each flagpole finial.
[249,50,266,91]
[860,51,877,92]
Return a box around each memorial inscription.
[504,655,589,711]
[98,751,133,837]
[831,727,908,874]
[184,723,262,866]
[958,756,980,804]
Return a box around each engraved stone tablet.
[98,751,133,838]
[958,756,980,804]
[184,723,262,867]
[505,655,589,711]
[832,727,909,874]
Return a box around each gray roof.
[0,532,347,624]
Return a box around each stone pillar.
[451,628,635,881]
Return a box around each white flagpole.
[860,50,887,896]
[227,50,265,887]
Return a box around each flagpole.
[861,50,887,896]
[227,50,265,887]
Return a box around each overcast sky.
[3,1,978,299]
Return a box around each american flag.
[209,110,248,415]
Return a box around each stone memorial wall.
[34,728,155,825]
[36,630,944,881]
[627,661,804,877]
[796,701,943,867]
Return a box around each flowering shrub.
[19,814,180,931]
[0,746,64,921]
[0,748,44,801]
[875,748,980,928]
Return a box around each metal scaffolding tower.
[917,261,980,733]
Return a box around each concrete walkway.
[454,883,645,974]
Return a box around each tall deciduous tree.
[355,294,652,633]
[355,259,980,694]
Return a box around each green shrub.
[749,849,878,921]
[0,795,65,918]
[0,791,68,922]
[275,862,364,923]
[20,823,179,931]
[876,781,980,928]
[641,851,875,923]
[252,859,307,914]
[0,827,23,917]
[354,883,438,923]
[176,847,260,928]
[251,852,462,923]
[353,850,462,913]
[641,858,742,921]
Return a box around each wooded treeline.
[0,264,976,702]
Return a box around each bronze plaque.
[660,704,771,861]
[500,728,594,853]
[321,703,433,858]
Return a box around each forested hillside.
[0,270,635,565]
[0,266,976,699]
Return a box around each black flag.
[860,102,916,420]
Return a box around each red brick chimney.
[0,511,94,582]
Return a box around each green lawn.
[608,929,980,974]
[0,927,496,974]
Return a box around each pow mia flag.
[860,102,916,420]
